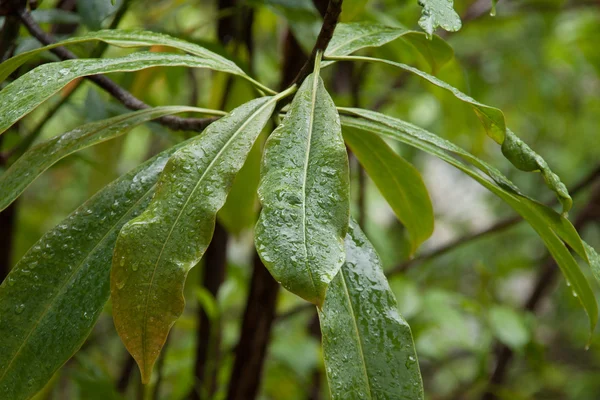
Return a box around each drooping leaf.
[339,110,598,335]
[0,29,249,84]
[327,55,572,213]
[325,22,454,73]
[0,139,189,400]
[343,127,434,253]
[255,67,350,306]
[0,52,250,136]
[0,106,224,212]
[417,0,462,38]
[111,94,288,383]
[319,219,424,400]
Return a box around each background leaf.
[255,70,350,306]
[343,126,434,253]
[319,220,424,400]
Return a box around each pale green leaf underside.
[319,220,424,400]
[0,106,224,212]
[0,139,188,400]
[324,22,454,73]
[255,72,350,306]
[111,96,278,383]
[340,110,597,335]
[0,51,252,136]
[0,29,244,83]
[418,0,462,37]
[343,127,434,254]
[329,55,572,213]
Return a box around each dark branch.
[17,10,216,132]
[289,0,343,87]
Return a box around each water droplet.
[15,304,25,314]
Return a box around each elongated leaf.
[319,219,424,400]
[418,0,462,37]
[0,139,188,400]
[340,110,598,335]
[343,127,433,253]
[328,56,572,213]
[0,106,224,212]
[111,95,283,382]
[325,22,454,73]
[0,52,252,136]
[255,70,350,306]
[0,29,246,84]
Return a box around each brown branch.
[289,0,343,87]
[481,183,600,400]
[17,10,216,132]
[388,165,600,276]
[226,253,280,400]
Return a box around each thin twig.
[388,165,600,276]
[17,10,217,133]
[480,183,600,400]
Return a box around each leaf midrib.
[0,182,156,383]
[139,97,276,368]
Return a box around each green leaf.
[77,0,118,30]
[325,22,454,74]
[111,94,286,383]
[327,55,572,214]
[0,140,187,400]
[319,219,424,400]
[217,131,263,235]
[0,52,249,136]
[0,29,247,84]
[0,106,224,212]
[417,0,462,38]
[343,126,433,253]
[488,305,530,350]
[339,109,598,335]
[255,67,350,306]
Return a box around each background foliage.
[1,0,599,399]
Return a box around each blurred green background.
[1,0,600,399]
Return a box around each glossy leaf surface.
[255,71,350,306]
[0,29,245,83]
[0,106,224,212]
[319,220,424,400]
[417,0,462,37]
[0,141,185,400]
[329,55,572,213]
[343,127,433,253]
[340,110,598,335]
[111,96,280,382]
[325,22,453,73]
[0,52,247,136]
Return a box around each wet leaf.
[319,219,424,400]
[417,0,462,38]
[340,109,598,336]
[0,51,266,136]
[0,106,224,212]
[0,29,246,83]
[111,96,283,383]
[325,22,454,73]
[0,140,187,400]
[255,68,350,306]
[328,56,572,213]
[343,127,433,253]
